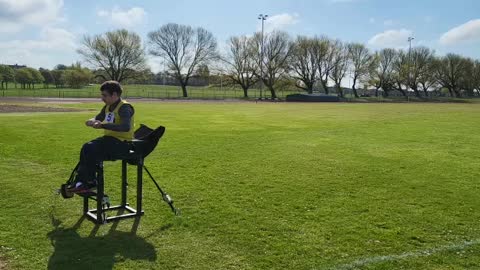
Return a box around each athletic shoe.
[68,181,97,194]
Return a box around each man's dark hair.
[100,81,123,96]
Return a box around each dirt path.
[0,256,6,270]
[0,104,82,113]
[0,97,252,104]
[0,97,251,113]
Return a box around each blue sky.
[1,0,479,72]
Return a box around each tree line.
[0,63,93,89]
[2,24,480,99]
[78,25,480,98]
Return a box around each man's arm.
[86,106,106,127]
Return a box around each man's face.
[101,90,119,105]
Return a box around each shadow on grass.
[47,216,157,270]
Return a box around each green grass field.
[1,100,480,269]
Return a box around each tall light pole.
[407,36,414,94]
[258,14,268,100]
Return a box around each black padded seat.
[126,125,166,165]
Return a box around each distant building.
[7,64,27,69]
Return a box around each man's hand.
[92,121,103,129]
[85,119,96,127]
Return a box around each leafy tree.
[64,68,92,88]
[55,64,68,70]
[78,29,146,82]
[27,68,44,89]
[193,64,210,85]
[0,65,15,89]
[148,23,218,97]
[40,68,54,88]
[51,69,66,88]
[195,64,210,78]
[15,68,33,89]
[125,68,155,84]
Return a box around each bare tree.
[223,35,258,98]
[417,54,438,97]
[367,56,381,97]
[459,58,477,97]
[370,49,396,97]
[347,43,375,98]
[253,31,292,99]
[434,53,466,97]
[474,60,480,96]
[315,37,339,94]
[329,42,349,98]
[407,47,435,97]
[148,23,218,97]
[77,29,146,83]
[392,50,408,97]
[290,36,318,94]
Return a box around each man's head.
[100,81,122,105]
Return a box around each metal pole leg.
[96,162,104,224]
[83,196,88,214]
[121,160,127,206]
[136,158,143,215]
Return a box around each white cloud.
[0,21,23,33]
[368,29,413,48]
[0,0,64,32]
[0,27,75,52]
[41,27,76,48]
[439,19,480,46]
[97,6,146,28]
[0,27,76,68]
[257,13,299,33]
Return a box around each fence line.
[1,86,470,101]
[0,86,303,100]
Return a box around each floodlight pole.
[407,36,414,94]
[258,14,268,100]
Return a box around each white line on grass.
[330,239,480,270]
